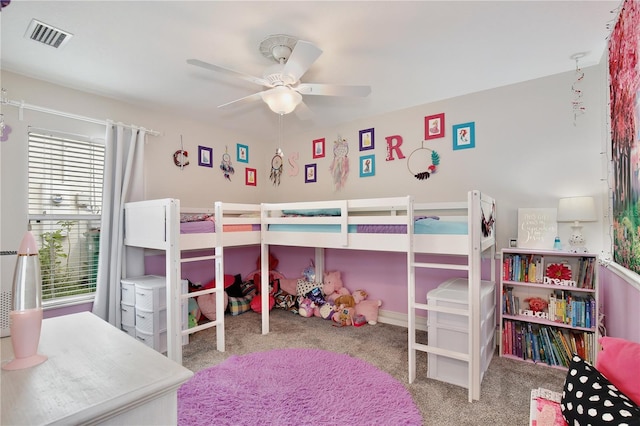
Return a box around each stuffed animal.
[322,271,350,303]
[197,291,229,321]
[332,305,355,326]
[250,253,280,313]
[334,294,356,308]
[525,297,548,313]
[318,302,335,320]
[298,298,315,318]
[352,289,382,325]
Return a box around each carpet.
[178,348,423,425]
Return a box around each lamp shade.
[557,196,597,222]
[261,86,302,115]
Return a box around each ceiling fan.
[186,34,371,117]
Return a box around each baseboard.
[378,309,428,331]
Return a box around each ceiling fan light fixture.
[262,86,302,115]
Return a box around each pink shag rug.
[178,348,422,425]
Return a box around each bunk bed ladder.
[166,201,226,365]
[408,190,486,402]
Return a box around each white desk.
[1,311,193,425]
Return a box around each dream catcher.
[407,141,440,180]
[329,136,349,190]
[219,146,235,181]
[270,148,284,186]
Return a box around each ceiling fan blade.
[296,83,371,97]
[187,59,268,87]
[282,40,323,82]
[217,91,264,109]
[294,101,314,121]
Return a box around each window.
[28,131,104,306]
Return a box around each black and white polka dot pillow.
[561,355,640,425]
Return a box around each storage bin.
[121,324,135,337]
[426,279,495,328]
[121,281,135,305]
[425,277,496,389]
[127,275,166,311]
[427,343,491,389]
[135,307,167,334]
[135,327,167,353]
[121,302,135,327]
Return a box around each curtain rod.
[1,98,163,137]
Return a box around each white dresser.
[1,311,193,425]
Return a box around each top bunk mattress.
[267,217,468,235]
[180,215,260,234]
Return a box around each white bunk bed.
[123,199,261,364]
[259,190,496,402]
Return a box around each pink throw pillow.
[596,336,640,405]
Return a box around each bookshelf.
[500,248,598,369]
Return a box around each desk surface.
[1,311,193,425]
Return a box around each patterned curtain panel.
[611,0,640,273]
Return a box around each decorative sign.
[517,208,558,249]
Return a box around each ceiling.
[0,1,620,140]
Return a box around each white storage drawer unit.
[121,302,135,328]
[120,275,188,353]
[135,307,167,334]
[131,275,167,311]
[426,278,496,389]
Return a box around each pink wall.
[599,266,640,343]
[145,246,493,316]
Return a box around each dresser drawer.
[135,328,167,353]
[135,307,167,334]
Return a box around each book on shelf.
[502,319,595,365]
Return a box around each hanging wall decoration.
[359,155,375,177]
[245,167,257,186]
[198,145,213,167]
[237,143,249,163]
[570,52,586,125]
[329,135,349,190]
[407,141,440,181]
[452,122,475,150]
[312,138,325,159]
[424,113,445,140]
[219,146,235,181]
[173,135,189,170]
[270,148,284,186]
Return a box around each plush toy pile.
[279,265,382,327]
[188,253,383,328]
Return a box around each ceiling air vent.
[24,19,73,49]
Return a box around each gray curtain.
[92,123,145,324]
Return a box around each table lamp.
[557,196,597,253]
[2,231,47,370]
